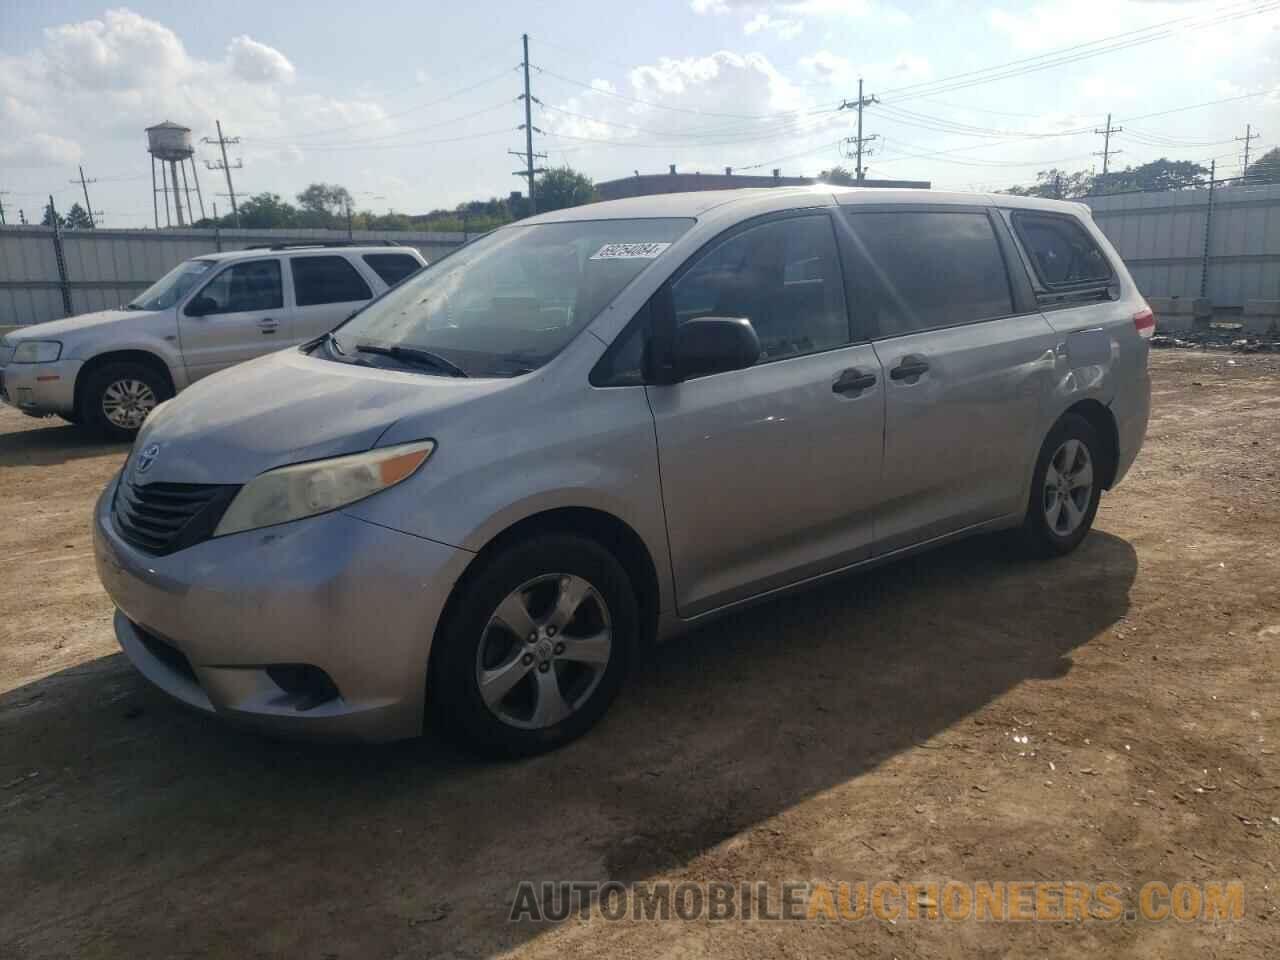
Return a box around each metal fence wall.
[1084,182,1280,307]
[0,226,468,327]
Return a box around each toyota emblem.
[135,443,161,475]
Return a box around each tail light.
[1133,306,1156,339]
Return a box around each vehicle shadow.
[0,419,128,468]
[0,530,1136,959]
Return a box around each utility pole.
[202,121,242,227]
[1094,113,1124,176]
[1200,159,1216,299]
[510,34,547,216]
[70,165,98,227]
[19,209,27,225]
[0,191,8,225]
[839,78,879,183]
[1236,123,1260,176]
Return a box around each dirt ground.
[1,350,1278,959]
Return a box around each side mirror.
[673,316,760,380]
[185,295,217,317]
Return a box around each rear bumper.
[93,476,473,742]
[1111,365,1151,488]
[0,358,80,416]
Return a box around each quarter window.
[362,253,422,287]
[189,260,282,315]
[842,211,1013,337]
[1011,212,1112,287]
[671,214,849,364]
[290,256,373,307]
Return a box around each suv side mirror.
[185,295,217,317]
[673,317,760,380]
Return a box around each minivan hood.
[8,308,158,339]
[133,347,519,485]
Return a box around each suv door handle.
[832,368,878,395]
[258,318,278,334]
[890,355,930,381]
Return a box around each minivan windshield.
[329,218,693,377]
[127,259,216,311]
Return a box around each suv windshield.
[329,218,693,377]
[127,259,216,311]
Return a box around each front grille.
[113,476,240,556]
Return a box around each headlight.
[214,440,435,537]
[12,340,61,363]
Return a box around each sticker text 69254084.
[590,242,672,261]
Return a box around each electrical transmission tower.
[1236,123,1260,176]
[839,79,879,183]
[510,34,546,215]
[69,166,98,228]
[1094,113,1124,175]
[202,121,242,227]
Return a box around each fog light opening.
[266,664,341,711]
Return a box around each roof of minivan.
[523,186,1091,223]
[194,244,422,263]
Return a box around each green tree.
[1241,147,1280,185]
[64,202,94,229]
[40,202,65,228]
[1002,167,1095,199]
[236,192,299,228]
[818,166,857,185]
[296,182,354,227]
[533,166,596,214]
[1093,157,1208,195]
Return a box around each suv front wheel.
[79,361,171,441]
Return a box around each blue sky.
[2,0,1277,226]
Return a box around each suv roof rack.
[242,240,404,251]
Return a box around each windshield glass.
[128,259,215,311]
[330,218,693,377]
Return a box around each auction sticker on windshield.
[590,242,672,260]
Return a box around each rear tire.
[78,362,170,441]
[431,534,637,757]
[1020,413,1103,557]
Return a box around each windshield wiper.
[354,342,468,378]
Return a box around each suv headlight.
[12,341,61,363]
[214,440,435,537]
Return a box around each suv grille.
[113,477,240,556]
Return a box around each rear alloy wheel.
[79,362,170,441]
[433,534,636,756]
[1021,413,1104,557]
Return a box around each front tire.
[1021,413,1103,557]
[79,362,170,441]
[431,534,637,757]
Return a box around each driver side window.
[189,260,283,316]
[670,214,850,365]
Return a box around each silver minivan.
[93,187,1152,754]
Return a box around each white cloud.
[0,132,82,168]
[744,12,804,39]
[228,35,296,85]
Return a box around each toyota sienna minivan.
[94,186,1152,754]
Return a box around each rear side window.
[291,256,373,307]
[1011,212,1111,287]
[671,214,850,364]
[363,253,422,287]
[842,211,1013,337]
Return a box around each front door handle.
[890,355,930,381]
[258,317,278,334]
[832,367,878,395]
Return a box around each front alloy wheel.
[432,533,637,756]
[101,378,158,431]
[477,574,613,730]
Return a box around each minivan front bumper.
[93,475,472,742]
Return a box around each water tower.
[146,121,206,228]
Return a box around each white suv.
[0,243,427,438]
